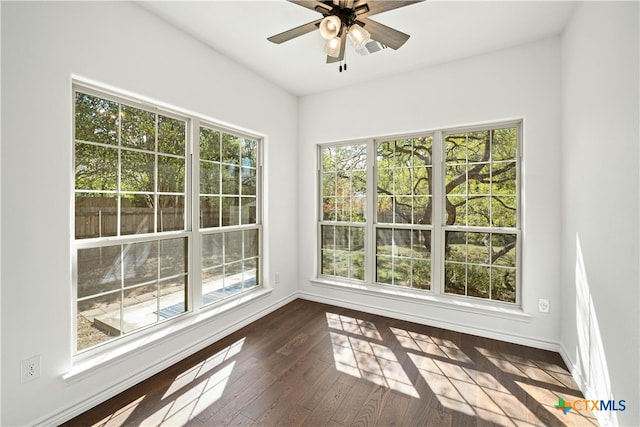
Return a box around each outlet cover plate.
[21,355,41,383]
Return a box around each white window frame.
[72,81,264,357]
[316,121,522,308]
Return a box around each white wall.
[560,2,639,426]
[0,2,298,425]
[298,38,564,347]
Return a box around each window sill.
[310,278,531,323]
[64,287,272,383]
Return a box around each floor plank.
[62,299,596,427]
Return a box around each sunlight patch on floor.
[326,312,383,341]
[390,327,473,364]
[162,337,244,398]
[141,361,236,426]
[516,380,599,426]
[409,353,541,426]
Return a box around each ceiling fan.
[268,0,424,71]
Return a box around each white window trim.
[316,121,522,310]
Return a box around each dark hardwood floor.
[62,299,596,426]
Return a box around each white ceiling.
[139,0,576,96]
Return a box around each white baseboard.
[36,293,298,426]
[298,291,561,352]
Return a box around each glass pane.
[75,143,118,190]
[413,259,431,290]
[413,167,430,196]
[491,234,517,267]
[202,266,224,304]
[75,92,118,145]
[222,197,240,226]
[221,165,240,195]
[413,136,432,167]
[492,196,517,228]
[225,261,244,290]
[321,250,335,276]
[350,227,365,252]
[123,241,158,288]
[492,267,516,302]
[323,172,336,197]
[121,105,155,151]
[158,156,185,193]
[336,197,350,222]
[158,115,186,156]
[350,253,364,281]
[78,245,122,298]
[444,134,466,163]
[121,150,154,192]
[394,258,411,287]
[200,127,220,162]
[202,233,223,268]
[351,194,365,223]
[225,231,243,263]
[121,194,154,235]
[444,262,466,295]
[334,226,349,250]
[160,237,187,279]
[394,169,412,195]
[395,197,412,224]
[446,195,466,226]
[413,196,431,225]
[334,252,348,278]
[445,165,467,195]
[491,161,516,195]
[491,128,517,161]
[322,146,336,171]
[200,161,220,195]
[468,197,490,227]
[241,197,257,225]
[377,196,393,223]
[445,231,466,262]
[376,256,392,284]
[320,230,336,261]
[467,131,489,162]
[159,277,186,319]
[221,133,241,164]
[467,232,489,265]
[200,196,220,228]
[244,229,259,259]
[377,168,393,194]
[243,258,259,288]
[376,228,392,255]
[323,197,337,221]
[75,193,117,239]
[123,283,158,333]
[241,139,257,168]
[468,163,490,195]
[467,265,490,299]
[413,230,430,258]
[241,167,256,196]
[158,195,184,232]
[77,293,121,350]
[394,229,412,257]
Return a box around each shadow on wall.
[575,234,620,426]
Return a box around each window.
[73,85,262,353]
[318,123,520,305]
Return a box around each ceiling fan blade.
[267,18,323,44]
[356,0,424,17]
[288,0,333,14]
[327,32,347,63]
[359,17,410,50]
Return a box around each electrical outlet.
[21,355,41,383]
[274,272,281,285]
[538,299,550,313]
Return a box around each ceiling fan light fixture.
[324,36,342,58]
[319,15,341,40]
[347,24,370,50]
